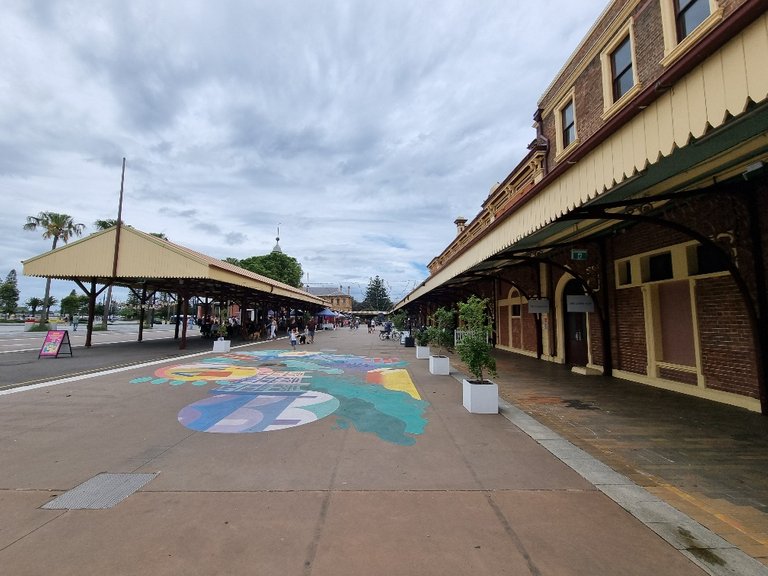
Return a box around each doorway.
[563,279,589,367]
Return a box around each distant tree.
[23,212,86,321]
[150,232,168,240]
[0,270,20,317]
[60,290,88,318]
[236,252,303,288]
[361,276,393,311]
[25,296,43,317]
[94,218,118,229]
[43,296,58,316]
[223,257,241,266]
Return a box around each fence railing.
[454,329,490,347]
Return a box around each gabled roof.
[305,286,350,297]
[22,226,325,306]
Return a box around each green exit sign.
[570,249,588,261]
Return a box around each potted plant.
[428,307,454,375]
[212,316,231,353]
[456,295,498,414]
[415,326,431,359]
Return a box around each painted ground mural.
[129,350,429,446]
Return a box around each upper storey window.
[553,87,578,159]
[600,20,640,118]
[660,0,722,65]
[611,36,634,101]
[562,101,576,148]
[676,0,710,41]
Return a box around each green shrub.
[456,295,497,382]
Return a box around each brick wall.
[613,287,648,374]
[696,276,759,398]
[522,304,538,354]
[539,0,748,172]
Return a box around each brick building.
[397,0,768,414]
[305,285,354,313]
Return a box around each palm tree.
[25,297,43,318]
[24,212,86,321]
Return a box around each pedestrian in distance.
[72,315,79,331]
[290,328,298,350]
[269,317,277,340]
[307,318,316,343]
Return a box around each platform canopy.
[22,225,326,309]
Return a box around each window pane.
[649,253,673,281]
[562,102,573,126]
[614,69,634,100]
[561,101,575,147]
[611,37,632,74]
[676,0,709,40]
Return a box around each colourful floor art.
[129,350,429,445]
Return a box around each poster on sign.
[39,330,73,359]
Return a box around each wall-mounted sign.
[39,330,73,359]
[566,295,594,313]
[570,248,588,261]
[528,298,550,314]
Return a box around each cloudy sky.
[1,0,607,306]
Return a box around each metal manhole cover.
[42,473,157,510]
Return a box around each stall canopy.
[22,225,326,347]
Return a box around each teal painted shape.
[282,359,343,374]
[302,397,341,420]
[312,375,429,444]
[331,396,417,446]
[192,380,208,387]
[130,377,154,384]
[170,380,185,386]
[151,378,168,385]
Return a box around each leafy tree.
[235,252,303,288]
[26,297,43,317]
[0,270,20,317]
[428,306,455,355]
[456,295,497,382]
[60,290,88,318]
[361,276,393,311]
[23,212,86,320]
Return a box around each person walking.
[269,317,277,340]
[307,318,316,344]
[289,328,298,350]
[72,315,79,331]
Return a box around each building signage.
[528,298,550,314]
[566,295,594,313]
[570,249,588,261]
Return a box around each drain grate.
[42,473,157,510]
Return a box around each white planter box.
[416,345,431,359]
[462,379,499,414]
[429,355,450,375]
[212,339,231,353]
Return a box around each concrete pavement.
[0,328,764,575]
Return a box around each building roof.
[22,225,325,307]
[305,286,350,297]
